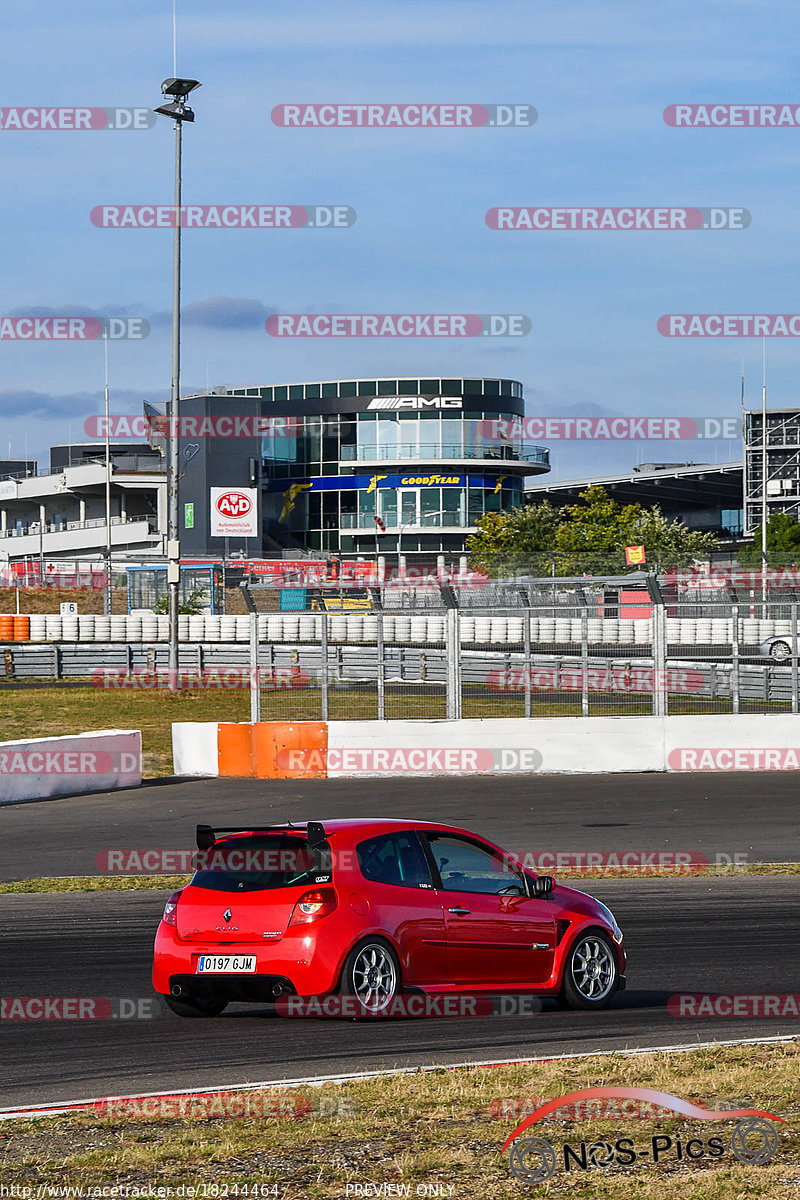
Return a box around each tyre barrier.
[0,613,788,646]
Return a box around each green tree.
[628,506,718,571]
[465,501,560,576]
[555,486,641,573]
[739,513,800,566]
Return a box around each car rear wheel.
[770,640,792,663]
[338,939,401,1018]
[164,994,229,1018]
[561,932,618,1010]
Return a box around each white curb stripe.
[0,1034,796,1121]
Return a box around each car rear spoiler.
[196,822,329,852]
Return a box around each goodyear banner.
[267,472,509,493]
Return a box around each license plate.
[196,955,257,974]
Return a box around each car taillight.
[162,890,182,926]
[289,887,337,926]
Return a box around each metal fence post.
[249,608,260,723]
[446,606,461,720]
[652,596,667,717]
[377,608,385,721]
[792,602,798,716]
[320,611,329,721]
[581,607,589,718]
[732,603,740,715]
[523,608,532,719]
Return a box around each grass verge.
[1,862,798,893]
[0,1041,797,1196]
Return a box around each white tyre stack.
[282,615,300,642]
[490,618,508,644]
[235,615,251,642]
[94,615,111,642]
[394,616,412,643]
[78,615,95,641]
[473,616,491,643]
[127,614,143,642]
[618,620,635,645]
[266,616,283,642]
[205,615,221,642]
[188,615,205,642]
[110,615,127,642]
[29,615,47,642]
[382,615,396,643]
[538,617,555,643]
[459,616,475,643]
[220,615,237,642]
[141,612,159,642]
[177,615,190,642]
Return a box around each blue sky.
[1,0,798,480]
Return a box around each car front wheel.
[561,932,618,1010]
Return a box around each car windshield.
[190,834,319,893]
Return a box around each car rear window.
[190,835,319,893]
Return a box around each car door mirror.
[531,875,554,898]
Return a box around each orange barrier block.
[216,722,328,779]
[252,722,327,779]
[0,615,14,642]
[217,723,256,778]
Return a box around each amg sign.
[366,396,464,411]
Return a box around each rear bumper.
[152,922,343,998]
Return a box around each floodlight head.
[154,100,195,122]
[161,77,202,98]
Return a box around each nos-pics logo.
[216,491,252,518]
[503,1087,784,1184]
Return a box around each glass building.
[183,376,549,559]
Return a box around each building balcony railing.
[338,444,549,466]
[0,515,158,540]
[339,513,476,531]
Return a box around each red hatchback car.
[152,819,626,1017]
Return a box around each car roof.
[218,818,479,841]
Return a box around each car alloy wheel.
[561,931,618,1009]
[350,942,398,1013]
[770,640,792,663]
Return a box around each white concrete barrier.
[172,722,220,777]
[326,718,665,776]
[171,714,800,777]
[0,730,142,805]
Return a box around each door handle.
[448,906,471,915]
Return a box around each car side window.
[426,834,526,895]
[356,833,433,889]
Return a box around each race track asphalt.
[0,771,794,881]
[1,775,797,1108]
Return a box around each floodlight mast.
[154,78,201,690]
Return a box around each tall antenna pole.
[761,337,768,615]
[104,334,112,616]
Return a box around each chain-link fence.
[233,578,800,720]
